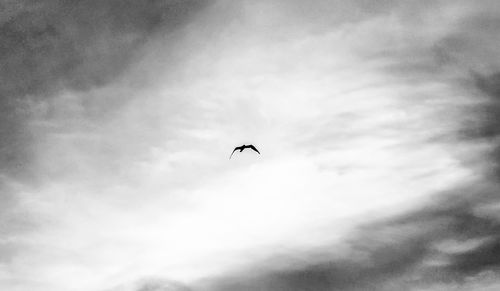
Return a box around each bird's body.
[230,144,260,159]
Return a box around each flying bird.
[230,144,260,159]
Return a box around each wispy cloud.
[1,1,500,291]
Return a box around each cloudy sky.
[1,0,500,290]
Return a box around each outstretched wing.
[229,147,240,159]
[247,144,260,154]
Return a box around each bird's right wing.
[229,147,238,159]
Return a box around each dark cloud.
[193,185,500,291]
[0,0,206,97]
[376,5,500,181]
[201,239,428,291]
[473,72,500,133]
[449,3,500,187]
[449,238,500,276]
[0,0,208,182]
[460,71,500,180]
[475,72,500,100]
[135,280,192,291]
[106,277,192,291]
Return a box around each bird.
[230,144,260,159]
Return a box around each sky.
[1,0,500,290]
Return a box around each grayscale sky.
[1,1,500,290]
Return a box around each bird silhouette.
[230,144,260,159]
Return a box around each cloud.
[0,1,209,289]
[1,1,500,291]
[184,2,500,291]
[0,0,209,254]
[0,0,208,183]
[0,0,206,97]
[105,277,192,291]
[195,183,500,291]
[466,72,500,179]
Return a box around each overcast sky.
[1,1,500,290]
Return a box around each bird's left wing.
[248,145,260,154]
